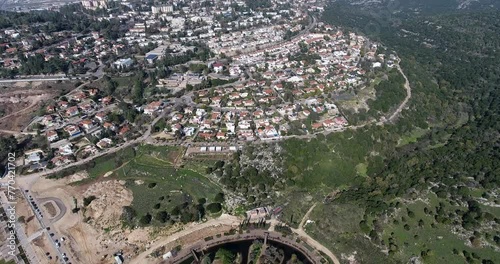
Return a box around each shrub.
[156,211,169,223]
[139,213,152,226]
[83,195,97,206]
[207,203,222,214]
[214,192,224,203]
[121,206,136,225]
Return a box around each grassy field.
[87,147,136,179]
[355,162,368,177]
[276,190,323,229]
[300,191,500,264]
[0,260,15,264]
[379,195,500,264]
[109,145,222,221]
[306,202,393,263]
[282,128,395,191]
[397,127,429,147]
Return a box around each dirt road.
[299,203,317,231]
[129,214,240,264]
[292,227,340,264]
[386,62,411,122]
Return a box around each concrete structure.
[113,58,134,69]
[152,5,174,14]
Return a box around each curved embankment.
[165,230,321,264]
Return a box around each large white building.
[81,0,108,10]
[152,5,174,14]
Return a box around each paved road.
[130,214,240,264]
[131,212,340,264]
[0,191,42,264]
[0,64,104,83]
[21,109,166,179]
[0,129,37,136]
[291,225,340,264]
[0,77,71,83]
[169,229,323,264]
[21,188,70,263]
[38,197,67,224]
[0,77,103,137]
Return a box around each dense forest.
[0,6,125,77]
[279,5,500,264]
[0,6,124,38]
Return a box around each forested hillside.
[279,5,500,264]
[339,0,499,14]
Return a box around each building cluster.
[23,87,146,171]
[81,0,108,10]
[8,0,398,173]
[0,26,130,75]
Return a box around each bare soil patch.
[28,173,156,264]
[15,193,41,237]
[0,81,77,131]
[43,202,57,218]
[31,234,58,264]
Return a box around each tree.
[139,213,152,226]
[83,196,97,206]
[121,206,137,225]
[198,198,207,205]
[171,206,181,216]
[156,211,170,223]
[214,192,225,203]
[206,203,222,214]
[215,248,235,264]
[215,160,225,169]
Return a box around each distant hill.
[340,0,499,14]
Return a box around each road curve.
[38,197,67,223]
[129,214,240,264]
[291,226,341,264]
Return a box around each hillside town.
[0,0,396,172]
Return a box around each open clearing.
[27,175,138,264]
[109,145,222,222]
[14,145,223,263]
[0,81,76,131]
